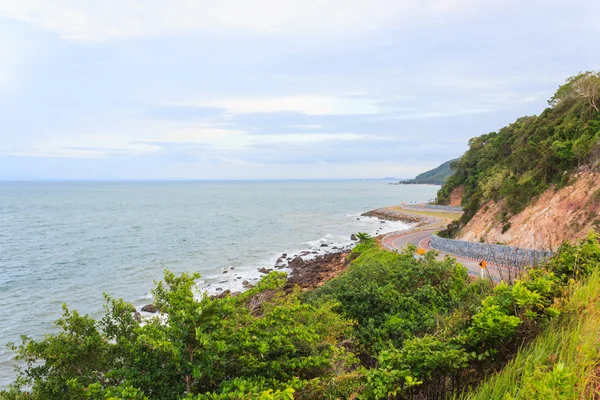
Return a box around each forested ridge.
[400,159,459,185]
[436,71,600,237]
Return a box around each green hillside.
[462,253,600,400]
[436,71,600,236]
[401,158,459,185]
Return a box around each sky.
[1,0,599,180]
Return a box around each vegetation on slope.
[462,257,600,399]
[4,232,599,399]
[436,71,600,237]
[400,159,459,185]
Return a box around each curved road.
[383,229,504,281]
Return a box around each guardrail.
[423,204,463,212]
[430,235,553,268]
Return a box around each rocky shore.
[283,251,351,291]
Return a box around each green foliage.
[304,247,471,354]
[461,265,600,400]
[548,231,600,280]
[436,72,600,236]
[365,336,470,398]
[4,271,354,399]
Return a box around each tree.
[549,71,600,113]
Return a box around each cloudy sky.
[1,0,599,180]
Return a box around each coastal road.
[383,229,504,281]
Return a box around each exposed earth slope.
[459,169,600,249]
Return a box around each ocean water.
[0,180,438,387]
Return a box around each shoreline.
[219,205,455,296]
[140,209,414,311]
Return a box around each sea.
[0,180,439,387]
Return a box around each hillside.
[400,158,459,185]
[436,71,600,245]
[464,262,600,399]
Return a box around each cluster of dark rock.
[141,235,361,313]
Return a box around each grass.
[459,269,600,399]
[391,206,463,221]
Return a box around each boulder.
[141,304,158,313]
[258,267,273,274]
[320,243,329,247]
[288,256,304,269]
[350,234,358,241]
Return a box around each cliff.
[458,169,600,249]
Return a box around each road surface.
[383,229,505,281]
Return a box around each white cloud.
[0,0,490,42]
[171,95,379,115]
[3,119,374,158]
[147,125,372,150]
[5,133,162,158]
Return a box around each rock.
[281,253,287,257]
[242,280,249,286]
[216,287,223,291]
[214,289,231,299]
[141,304,158,313]
[320,243,329,247]
[356,218,360,220]
[222,270,228,274]
[332,246,339,249]
[350,234,358,241]
[288,256,304,269]
[229,266,235,270]
[380,220,386,223]
[219,280,227,284]
[301,251,310,256]
[236,276,242,280]
[258,267,273,274]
